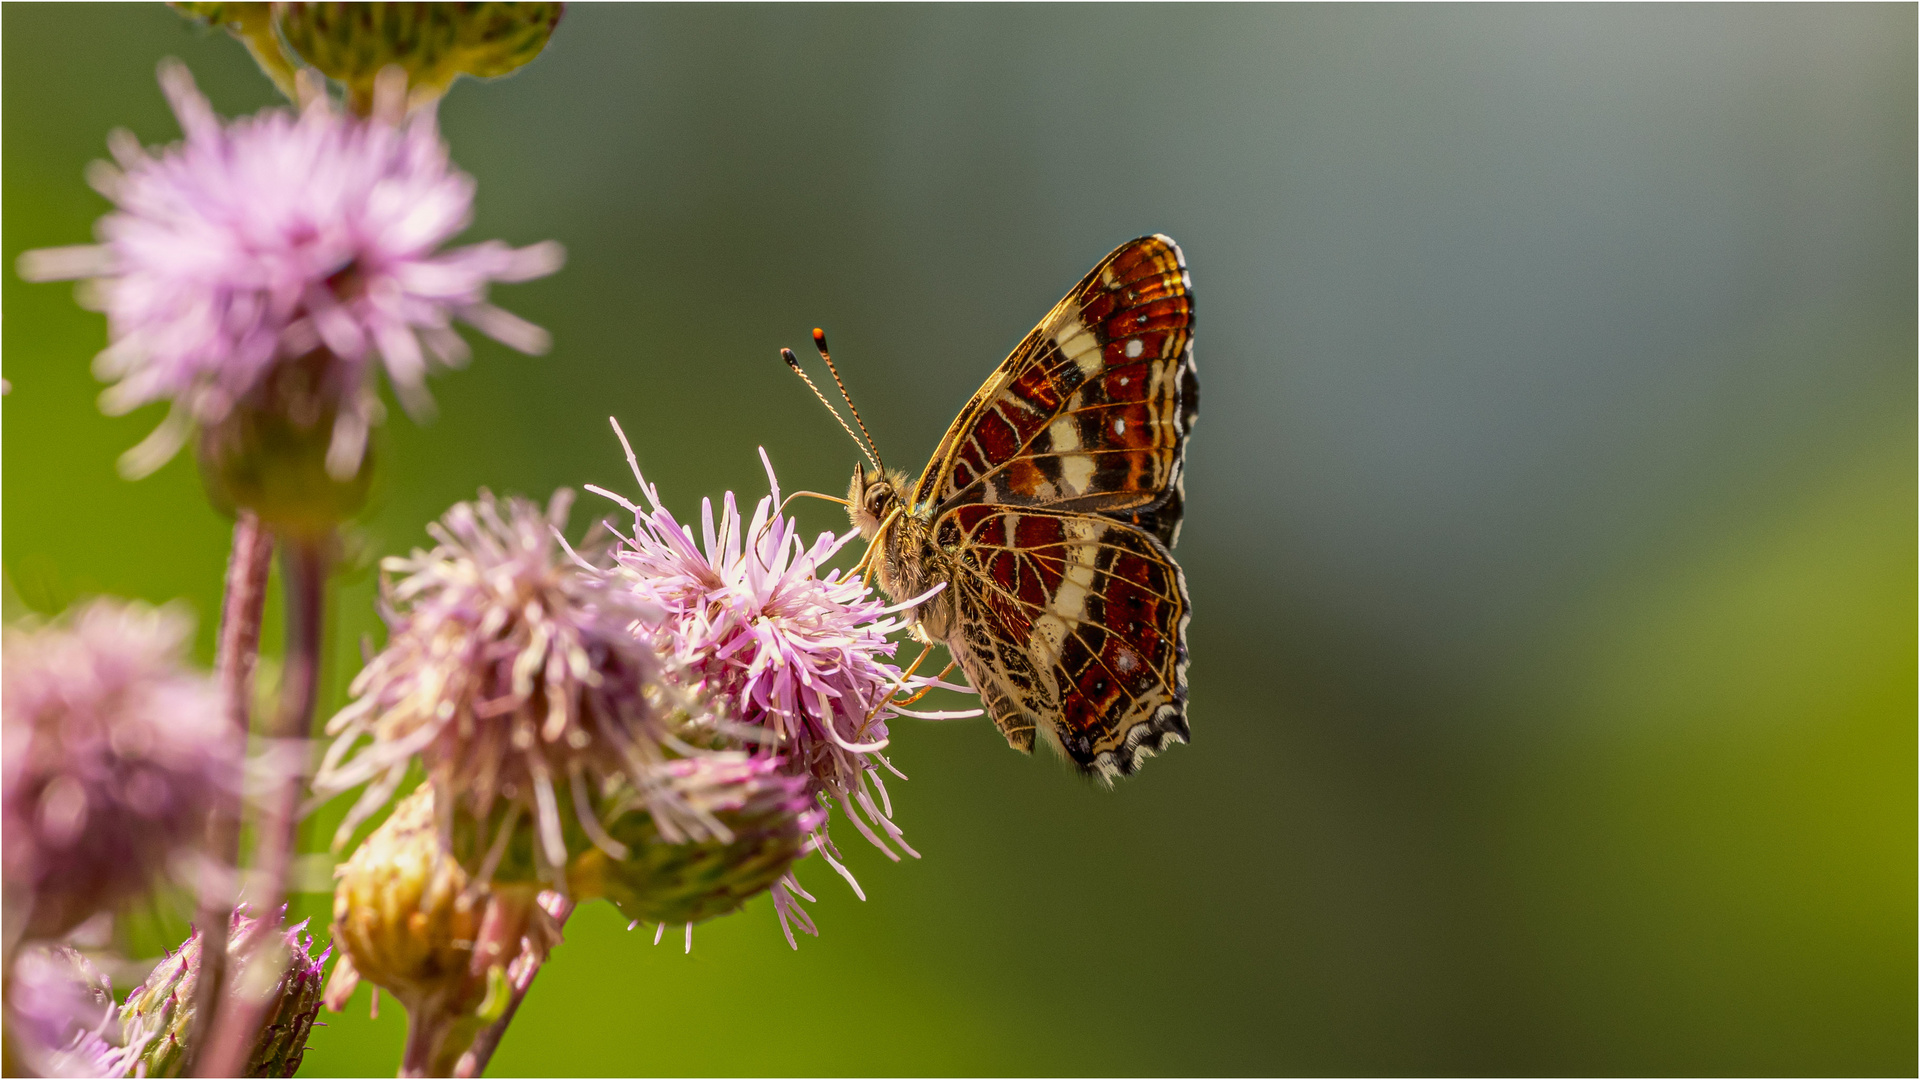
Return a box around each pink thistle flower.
[314,488,712,886]
[16,61,563,480]
[588,420,979,914]
[2,599,239,944]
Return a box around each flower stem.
[453,896,575,1079]
[197,534,331,1078]
[186,512,275,1073]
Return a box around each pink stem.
[197,535,330,1078]
[185,512,273,1074]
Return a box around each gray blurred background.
[4,4,1913,1074]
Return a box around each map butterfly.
[786,235,1197,782]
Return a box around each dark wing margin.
[936,504,1190,783]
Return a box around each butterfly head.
[847,461,913,540]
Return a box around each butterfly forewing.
[936,504,1191,778]
[911,235,1197,547]
[855,234,1197,780]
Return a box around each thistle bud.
[275,2,563,110]
[571,755,823,927]
[168,3,301,99]
[195,354,376,538]
[118,907,328,1078]
[328,785,481,1012]
[328,784,553,1076]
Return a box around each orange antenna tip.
[780,342,882,472]
[806,328,884,472]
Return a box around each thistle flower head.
[2,599,237,943]
[591,423,978,896]
[16,61,563,482]
[315,488,685,885]
[3,944,138,1079]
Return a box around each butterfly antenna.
[812,328,886,473]
[782,346,881,472]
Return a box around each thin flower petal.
[596,431,978,894]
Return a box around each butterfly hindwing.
[912,235,1197,547]
[934,503,1191,780]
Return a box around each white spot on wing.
[1125,338,1144,358]
[1031,615,1068,666]
[1048,524,1101,624]
[1060,454,1095,494]
[1053,316,1102,376]
[1054,580,1089,623]
[1048,416,1080,452]
[1031,521,1102,673]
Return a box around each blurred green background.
[4,4,1913,1075]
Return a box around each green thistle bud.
[118,908,328,1078]
[329,784,552,1076]
[275,2,563,112]
[568,755,823,927]
[329,785,480,1011]
[196,373,375,539]
[169,2,302,99]
[440,2,566,79]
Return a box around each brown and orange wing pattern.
[934,503,1190,781]
[911,235,1198,548]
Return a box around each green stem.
[454,897,575,1078]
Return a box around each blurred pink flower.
[17,61,562,479]
[2,599,238,943]
[590,421,978,918]
[4,944,139,1079]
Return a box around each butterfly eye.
[865,484,891,516]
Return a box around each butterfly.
[783,235,1196,782]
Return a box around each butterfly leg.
[856,641,933,738]
[890,658,958,707]
[851,539,881,581]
